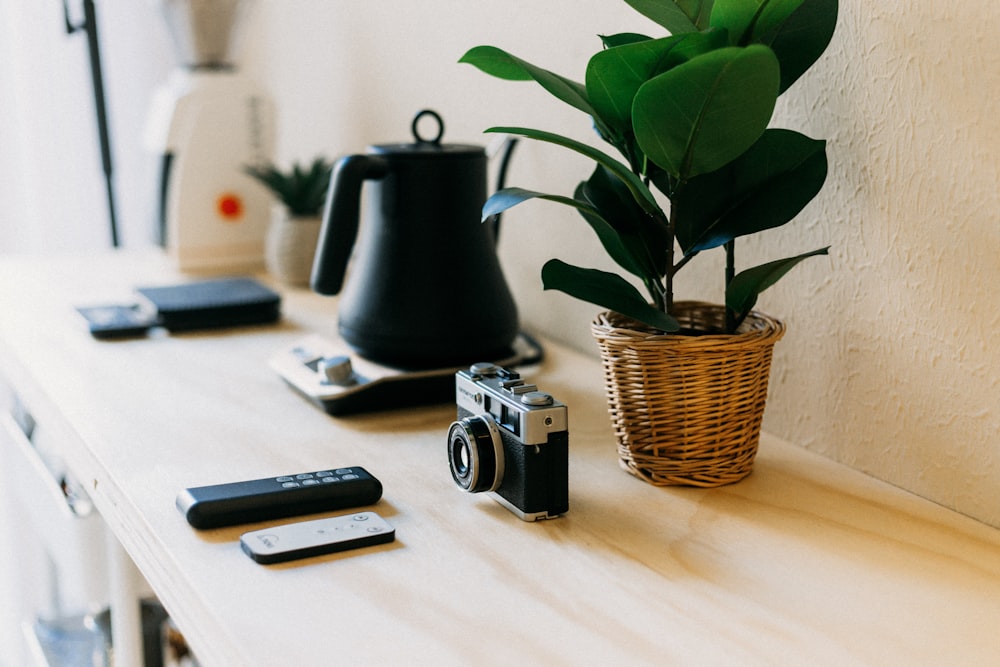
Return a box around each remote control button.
[353,514,369,521]
[296,473,314,480]
[334,468,353,475]
[282,482,300,488]
[256,533,279,546]
[342,474,359,481]
[276,476,294,482]
[315,471,333,477]
[367,527,382,533]
[320,477,337,483]
[302,479,319,486]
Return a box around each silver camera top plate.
[455,365,568,445]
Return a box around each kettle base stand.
[269,333,544,416]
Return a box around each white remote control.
[240,511,395,564]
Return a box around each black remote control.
[177,467,383,529]
[76,304,158,339]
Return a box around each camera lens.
[447,415,504,493]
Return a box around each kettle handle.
[310,154,389,295]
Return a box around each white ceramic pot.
[265,206,322,286]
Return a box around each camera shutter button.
[521,391,553,406]
[469,362,498,377]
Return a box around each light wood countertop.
[1,250,998,666]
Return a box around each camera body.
[448,363,568,521]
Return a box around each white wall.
[2,1,998,528]
[0,1,171,252]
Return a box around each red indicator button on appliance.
[217,193,244,221]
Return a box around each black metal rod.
[64,0,120,247]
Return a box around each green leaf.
[674,129,827,253]
[542,259,680,332]
[588,37,683,131]
[459,46,597,120]
[482,187,598,221]
[622,0,714,33]
[632,45,780,180]
[586,31,726,133]
[578,165,668,278]
[725,246,829,316]
[244,157,332,216]
[485,126,662,216]
[483,185,647,279]
[751,0,839,93]
[709,0,760,45]
[573,183,648,278]
[600,33,653,48]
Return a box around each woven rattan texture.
[591,302,786,487]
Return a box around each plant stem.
[674,250,698,272]
[640,165,675,317]
[666,206,676,316]
[725,240,736,333]
[725,241,735,286]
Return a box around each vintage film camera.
[447,363,568,521]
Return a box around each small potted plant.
[245,157,333,286]
[461,0,837,486]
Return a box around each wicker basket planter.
[591,301,786,487]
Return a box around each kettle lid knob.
[411,109,445,145]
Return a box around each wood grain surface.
[1,251,998,666]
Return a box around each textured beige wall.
[246,1,1000,527]
[763,2,1000,526]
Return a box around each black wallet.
[137,278,281,331]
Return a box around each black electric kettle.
[311,110,519,369]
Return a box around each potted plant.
[245,157,333,286]
[461,0,837,486]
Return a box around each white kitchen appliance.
[146,0,275,272]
